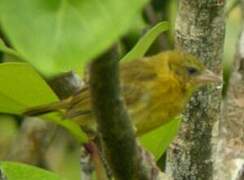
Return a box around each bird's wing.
[120,59,157,82]
[65,59,157,118]
[120,59,158,107]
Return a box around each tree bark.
[166,1,225,180]
[213,1,244,179]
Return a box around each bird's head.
[167,51,222,90]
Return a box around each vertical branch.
[167,0,225,180]
[89,46,165,180]
[214,1,244,179]
[89,46,144,180]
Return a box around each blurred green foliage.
[0,116,18,158]
[0,0,148,76]
[0,161,61,180]
[223,6,241,95]
[0,63,58,114]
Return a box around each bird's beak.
[196,69,222,84]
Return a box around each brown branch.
[48,71,82,99]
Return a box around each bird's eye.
[187,67,198,75]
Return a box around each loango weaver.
[24,51,221,136]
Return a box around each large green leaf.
[0,161,61,180]
[139,118,181,160]
[0,63,87,142]
[0,0,148,76]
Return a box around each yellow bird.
[24,51,221,136]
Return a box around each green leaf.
[0,0,148,76]
[0,63,58,114]
[139,117,181,160]
[0,161,61,180]
[0,63,88,142]
[121,21,169,61]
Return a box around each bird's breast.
[131,77,189,135]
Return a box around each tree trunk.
[166,1,225,180]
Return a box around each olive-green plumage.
[24,51,220,135]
